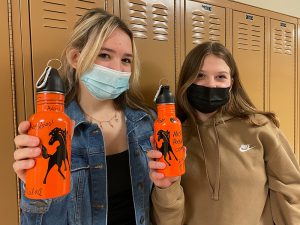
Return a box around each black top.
[106,150,136,225]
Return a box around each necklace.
[85,111,119,128]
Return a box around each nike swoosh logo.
[239,145,255,152]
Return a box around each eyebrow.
[200,70,230,74]
[101,47,133,58]
[218,71,230,74]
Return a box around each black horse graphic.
[156,130,178,166]
[42,127,70,184]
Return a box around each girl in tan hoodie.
[148,41,300,225]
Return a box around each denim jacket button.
[94,163,104,169]
[92,129,100,134]
[139,216,144,224]
[93,203,104,209]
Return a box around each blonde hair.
[176,41,279,127]
[61,8,151,114]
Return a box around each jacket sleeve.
[20,182,69,225]
[151,179,184,225]
[264,124,300,225]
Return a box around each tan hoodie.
[151,113,300,225]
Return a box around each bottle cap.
[154,85,175,104]
[36,67,65,93]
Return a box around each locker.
[232,11,265,110]
[185,1,226,54]
[120,0,176,105]
[29,0,105,85]
[0,1,19,224]
[297,20,300,161]
[269,19,296,150]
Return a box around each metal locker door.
[185,1,226,55]
[270,19,296,150]
[232,11,265,110]
[29,0,105,87]
[297,20,300,162]
[0,1,19,224]
[120,0,176,105]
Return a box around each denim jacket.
[20,100,154,225]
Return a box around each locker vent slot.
[250,24,262,51]
[284,30,293,55]
[208,14,221,42]
[191,10,221,45]
[77,0,96,2]
[152,3,168,41]
[273,26,293,55]
[237,22,262,52]
[75,0,97,18]
[191,10,205,45]
[273,28,284,54]
[42,0,67,30]
[128,0,147,39]
[237,22,249,50]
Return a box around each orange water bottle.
[153,85,185,177]
[25,64,72,199]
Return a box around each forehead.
[102,28,132,53]
[200,54,230,72]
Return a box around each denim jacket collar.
[65,100,86,128]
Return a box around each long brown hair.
[61,8,152,115]
[176,41,279,127]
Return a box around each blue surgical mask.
[80,64,131,100]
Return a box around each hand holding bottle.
[13,121,41,183]
[147,136,186,188]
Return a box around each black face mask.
[187,84,230,114]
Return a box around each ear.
[68,49,80,69]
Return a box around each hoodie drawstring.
[196,119,221,200]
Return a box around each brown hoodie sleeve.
[264,123,300,225]
[151,179,184,225]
